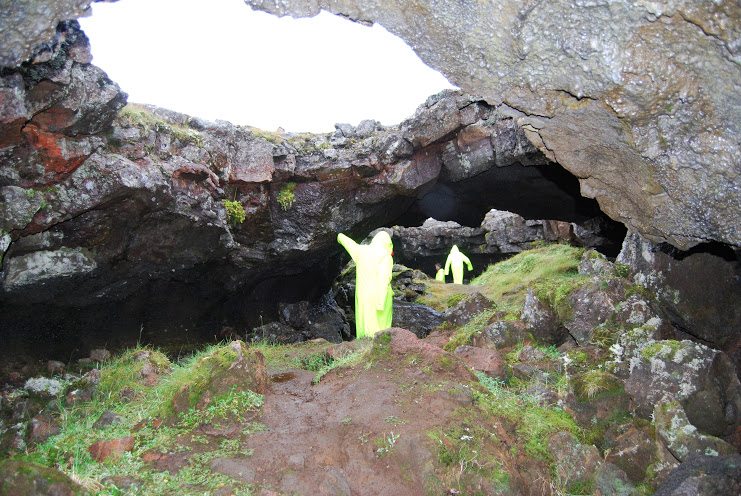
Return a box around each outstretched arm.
[461,253,473,271]
[337,233,360,262]
[444,253,452,275]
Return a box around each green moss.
[178,386,263,428]
[471,244,587,319]
[250,127,284,145]
[428,422,510,492]
[96,348,171,402]
[566,479,595,495]
[613,263,631,278]
[276,182,297,211]
[443,308,497,352]
[118,104,203,146]
[475,372,582,463]
[625,283,652,300]
[222,199,246,225]
[572,370,624,402]
[590,323,621,349]
[19,343,262,495]
[312,349,366,384]
[566,349,589,366]
[505,342,525,364]
[156,344,240,417]
[446,293,466,307]
[640,340,683,361]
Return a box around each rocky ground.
[1,244,738,495]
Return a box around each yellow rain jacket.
[337,231,394,338]
[444,244,473,285]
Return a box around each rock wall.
[0,21,613,354]
[245,0,741,251]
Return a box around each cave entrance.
[79,0,455,133]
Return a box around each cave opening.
[0,1,634,372]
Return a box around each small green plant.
[222,199,246,225]
[384,415,407,425]
[443,308,497,352]
[446,293,466,307]
[475,371,581,462]
[119,104,203,146]
[178,386,263,428]
[277,182,297,211]
[613,263,631,278]
[640,340,684,361]
[374,432,399,457]
[301,352,333,371]
[572,370,624,402]
[312,349,366,384]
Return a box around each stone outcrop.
[246,0,741,251]
[0,3,739,367]
[0,20,617,352]
[618,231,741,372]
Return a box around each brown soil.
[228,362,473,495]
[141,331,551,495]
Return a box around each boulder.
[564,282,618,346]
[170,341,268,416]
[453,345,505,379]
[520,289,567,345]
[548,431,601,491]
[88,436,135,463]
[0,460,85,496]
[654,400,736,462]
[604,424,657,484]
[472,320,528,349]
[618,232,741,372]
[442,293,494,327]
[28,414,60,445]
[619,339,741,440]
[594,462,635,496]
[655,454,741,496]
[392,300,443,338]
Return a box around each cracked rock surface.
[246,0,741,250]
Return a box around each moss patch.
[118,104,203,147]
[639,340,684,361]
[475,372,581,463]
[471,244,587,319]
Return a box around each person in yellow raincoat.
[337,231,394,338]
[435,263,446,282]
[444,244,473,284]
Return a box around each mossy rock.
[0,459,87,496]
[168,341,268,418]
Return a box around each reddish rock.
[28,414,60,445]
[453,345,505,378]
[21,124,89,178]
[605,425,656,483]
[172,162,221,194]
[385,328,474,380]
[89,349,111,363]
[227,140,274,184]
[88,436,135,462]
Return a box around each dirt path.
[211,358,475,495]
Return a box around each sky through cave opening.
[80,0,456,133]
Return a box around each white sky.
[79,0,455,133]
